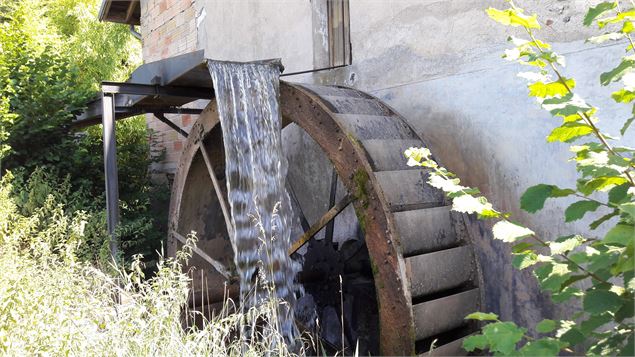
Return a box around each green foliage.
[0,178,300,356]
[406,1,635,355]
[0,0,166,266]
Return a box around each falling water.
[207,59,300,346]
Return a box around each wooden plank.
[406,246,474,298]
[361,139,424,171]
[394,206,459,257]
[288,194,353,255]
[375,169,445,212]
[413,288,479,341]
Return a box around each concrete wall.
[144,0,634,328]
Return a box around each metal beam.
[101,82,213,99]
[154,113,189,138]
[102,92,120,260]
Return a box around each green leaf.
[584,2,617,26]
[465,312,499,321]
[512,242,535,253]
[590,211,619,230]
[550,235,585,254]
[486,8,541,29]
[542,93,592,117]
[528,79,574,98]
[609,183,631,204]
[482,321,526,355]
[583,289,623,314]
[579,176,629,195]
[536,319,557,333]
[581,313,613,334]
[513,251,539,269]
[604,224,634,246]
[587,32,625,44]
[451,194,496,216]
[612,89,635,103]
[621,116,634,135]
[619,202,635,218]
[564,200,601,222]
[493,220,535,242]
[535,263,571,292]
[520,184,574,213]
[551,286,583,303]
[558,326,586,346]
[519,338,565,356]
[547,123,594,143]
[463,334,488,352]
[601,58,635,86]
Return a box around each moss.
[352,168,369,209]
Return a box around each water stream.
[207,59,300,346]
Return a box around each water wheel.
[167,82,482,355]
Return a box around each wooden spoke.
[199,145,233,237]
[288,194,354,255]
[172,230,232,280]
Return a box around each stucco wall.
[187,0,634,329]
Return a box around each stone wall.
[140,0,199,178]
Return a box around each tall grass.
[0,175,303,356]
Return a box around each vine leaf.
[482,322,526,355]
[513,252,539,269]
[584,2,617,26]
[619,202,635,218]
[604,224,635,246]
[564,200,601,222]
[486,8,541,29]
[462,335,488,352]
[583,289,624,314]
[518,338,565,356]
[600,58,635,86]
[528,79,574,98]
[465,312,499,321]
[521,184,574,213]
[547,123,594,143]
[550,235,585,254]
[536,319,557,333]
[621,116,634,135]
[493,220,535,242]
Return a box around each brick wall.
[140,0,199,179]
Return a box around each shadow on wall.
[412,107,558,332]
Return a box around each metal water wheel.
[167,82,482,355]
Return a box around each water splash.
[207,59,300,346]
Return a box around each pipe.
[129,24,141,41]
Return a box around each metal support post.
[102,92,120,260]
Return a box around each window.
[327,0,351,66]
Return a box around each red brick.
[181,114,191,127]
[173,140,183,151]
